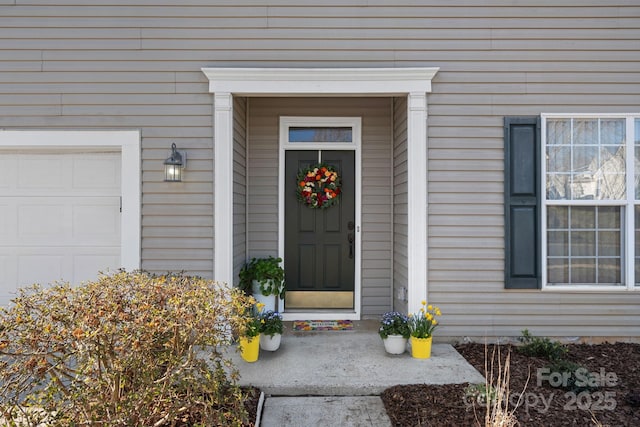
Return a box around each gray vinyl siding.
[392,97,409,315]
[0,1,638,336]
[233,97,247,286]
[247,97,392,316]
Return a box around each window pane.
[573,119,598,145]
[571,231,595,256]
[548,231,568,256]
[547,146,571,172]
[601,119,625,145]
[289,127,352,143]
[571,206,595,229]
[547,119,571,145]
[598,231,620,257]
[548,258,568,283]
[598,259,620,284]
[598,206,620,228]
[548,206,568,228]
[547,174,570,200]
[570,258,596,283]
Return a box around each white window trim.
[0,130,141,272]
[202,67,438,315]
[278,116,362,321]
[541,113,640,292]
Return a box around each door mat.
[292,320,353,331]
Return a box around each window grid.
[547,206,623,286]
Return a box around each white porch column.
[214,92,234,286]
[406,92,429,314]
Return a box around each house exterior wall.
[0,1,639,336]
[247,97,393,316]
[392,97,409,315]
[233,97,248,286]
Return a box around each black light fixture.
[164,143,185,182]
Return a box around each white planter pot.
[251,280,276,312]
[383,335,407,355]
[260,333,282,351]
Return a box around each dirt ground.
[381,342,640,427]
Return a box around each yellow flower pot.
[410,336,432,359]
[240,335,260,362]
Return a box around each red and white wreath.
[296,164,341,209]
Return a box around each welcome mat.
[292,320,353,331]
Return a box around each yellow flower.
[421,300,427,306]
[433,320,438,326]
[435,308,442,316]
[427,305,433,311]
[256,303,265,312]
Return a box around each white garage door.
[0,151,121,306]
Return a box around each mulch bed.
[242,386,261,427]
[381,342,640,427]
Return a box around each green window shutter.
[504,117,541,289]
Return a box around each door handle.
[348,232,354,259]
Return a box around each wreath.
[296,164,341,209]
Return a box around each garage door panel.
[74,254,120,282]
[18,157,68,190]
[0,204,8,238]
[74,156,121,190]
[18,204,69,242]
[0,157,9,189]
[18,255,65,286]
[73,202,120,243]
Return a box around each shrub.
[518,329,568,361]
[0,270,256,426]
[544,359,598,393]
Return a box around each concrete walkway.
[225,321,484,426]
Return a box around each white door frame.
[0,130,141,272]
[202,67,438,316]
[278,116,362,320]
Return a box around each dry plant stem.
[481,345,528,427]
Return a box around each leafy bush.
[0,270,256,426]
[544,359,599,393]
[518,329,568,361]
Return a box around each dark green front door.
[284,150,356,309]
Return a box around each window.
[542,115,640,290]
[288,127,352,143]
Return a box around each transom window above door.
[542,114,640,290]
[288,127,353,143]
[280,117,361,150]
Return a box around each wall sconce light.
[164,143,185,182]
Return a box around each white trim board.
[202,67,438,317]
[0,130,141,272]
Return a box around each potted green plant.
[259,310,284,351]
[379,311,410,354]
[239,256,285,311]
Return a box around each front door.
[284,150,356,309]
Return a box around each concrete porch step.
[226,324,485,396]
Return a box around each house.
[0,1,638,340]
